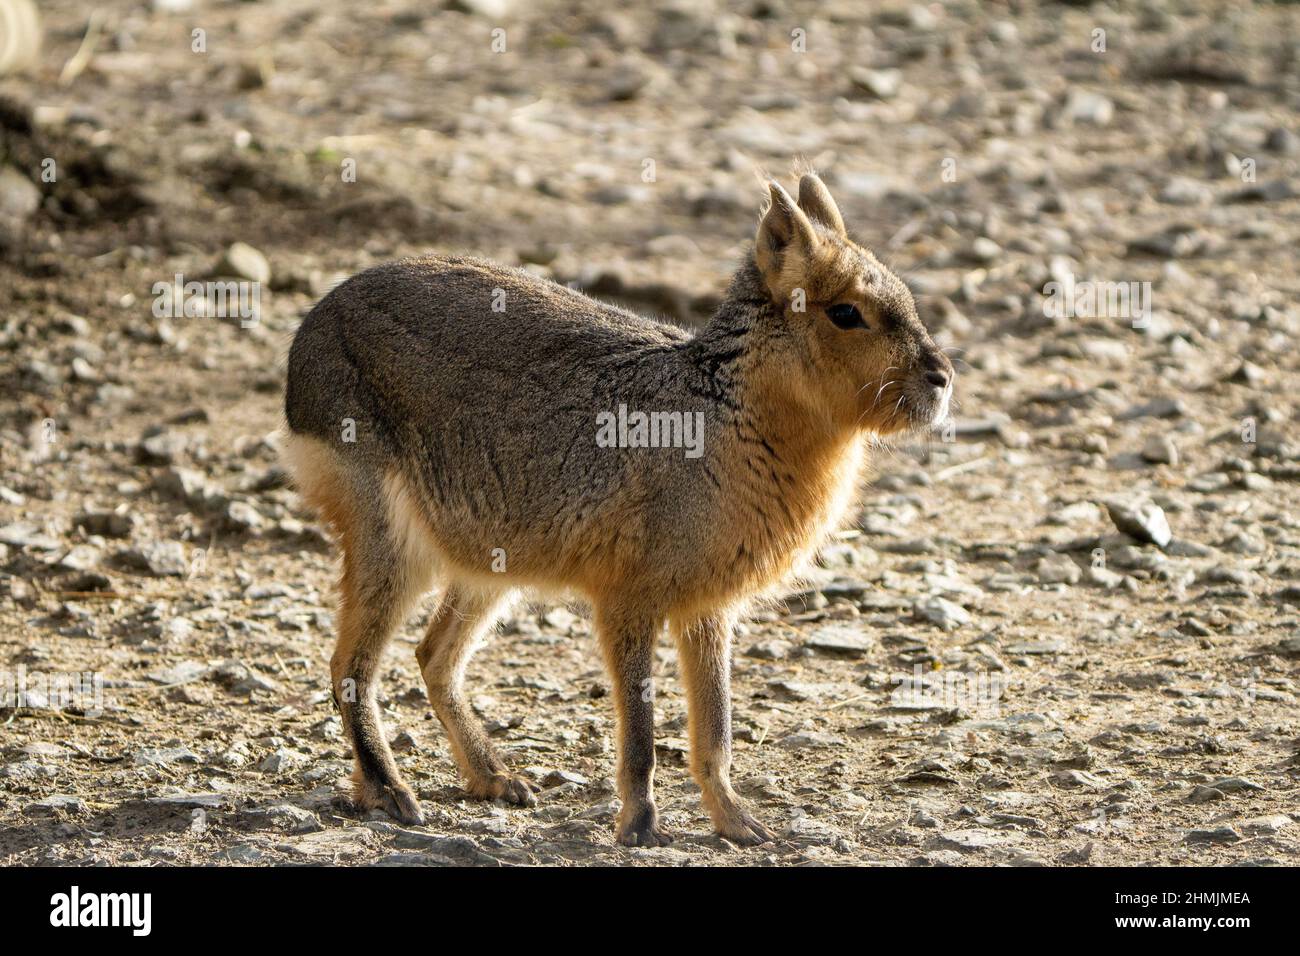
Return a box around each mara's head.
[750,172,954,436]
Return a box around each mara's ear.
[755,180,819,298]
[797,173,846,236]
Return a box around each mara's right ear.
[755,181,819,300]
[797,173,846,236]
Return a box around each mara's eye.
[827,303,866,330]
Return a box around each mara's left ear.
[797,173,846,236]
[755,180,820,299]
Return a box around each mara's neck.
[689,257,852,471]
[681,259,867,595]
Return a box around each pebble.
[1141,434,1178,466]
[138,428,189,464]
[805,625,875,658]
[777,732,845,749]
[542,606,579,632]
[243,803,321,833]
[1050,770,1107,789]
[745,639,793,660]
[1207,777,1264,794]
[1183,827,1242,845]
[849,67,902,99]
[23,794,88,816]
[134,746,200,766]
[1105,498,1172,548]
[1239,815,1291,836]
[120,540,190,577]
[930,828,1023,852]
[1036,553,1081,585]
[217,242,271,284]
[914,596,971,630]
[1085,566,1125,589]
[74,510,136,538]
[259,748,309,774]
[156,466,223,509]
[224,500,265,532]
[1061,90,1113,126]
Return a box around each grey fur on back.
[285,254,776,595]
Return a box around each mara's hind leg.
[674,614,776,845]
[330,513,434,826]
[416,584,538,806]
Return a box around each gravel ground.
[1,0,1298,866]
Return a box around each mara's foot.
[354,777,424,826]
[713,804,777,846]
[616,804,673,847]
[466,772,540,807]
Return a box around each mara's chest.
[684,436,868,611]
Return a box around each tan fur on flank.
[281,171,954,846]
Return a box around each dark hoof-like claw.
[616,804,673,847]
[362,782,425,826]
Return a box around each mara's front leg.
[675,615,776,845]
[595,604,671,847]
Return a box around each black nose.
[924,369,950,390]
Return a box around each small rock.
[217,242,271,284]
[23,794,88,816]
[745,639,792,660]
[121,540,190,577]
[1085,565,1125,589]
[1239,815,1291,836]
[1263,125,1299,153]
[806,625,874,658]
[74,510,136,538]
[223,500,264,532]
[1105,497,1172,548]
[1207,777,1264,794]
[1183,826,1242,846]
[914,596,971,630]
[138,427,189,464]
[1141,435,1178,466]
[1050,769,1107,790]
[777,731,845,749]
[850,67,902,99]
[244,803,321,833]
[969,237,1001,263]
[1061,89,1113,126]
[59,543,102,572]
[542,606,579,632]
[1036,553,1081,585]
[134,746,200,766]
[259,748,309,774]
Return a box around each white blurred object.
[0,0,41,75]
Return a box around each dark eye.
[827,303,866,330]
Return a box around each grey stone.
[1105,498,1172,548]
[216,242,271,284]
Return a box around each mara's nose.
[924,369,950,390]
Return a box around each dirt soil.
[2,0,1299,866]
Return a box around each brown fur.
[281,172,954,846]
